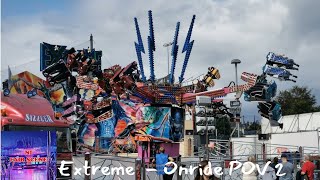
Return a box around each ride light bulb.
[1,105,7,116]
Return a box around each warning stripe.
[86,111,113,123]
[93,99,112,110]
[62,95,78,107]
[62,105,75,116]
[76,76,98,90]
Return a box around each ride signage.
[25,114,53,123]
[9,157,48,163]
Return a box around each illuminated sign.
[25,114,53,123]
[9,157,48,163]
[25,150,32,155]
[230,100,241,107]
[9,157,25,162]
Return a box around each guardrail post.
[262,143,266,161]
[221,160,225,180]
[95,136,100,152]
[299,146,303,167]
[293,150,298,177]
[176,155,182,180]
[85,152,91,180]
[141,143,147,180]
[135,158,142,180]
[229,141,233,159]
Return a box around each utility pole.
[163,42,173,76]
[231,59,241,138]
[205,107,209,160]
[90,34,93,50]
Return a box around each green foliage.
[215,116,231,137]
[245,121,261,132]
[276,86,320,116]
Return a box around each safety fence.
[74,136,320,159]
[70,136,320,179]
[70,153,320,180]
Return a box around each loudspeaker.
[185,130,194,135]
[258,134,270,140]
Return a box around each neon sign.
[25,114,53,123]
[25,150,32,155]
[9,150,48,163]
[9,157,48,163]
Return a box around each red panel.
[1,93,70,127]
[57,153,72,161]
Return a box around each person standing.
[164,157,175,180]
[279,154,294,180]
[271,157,280,180]
[194,160,220,180]
[243,155,258,180]
[71,130,77,155]
[155,147,172,180]
[260,159,276,180]
[300,154,316,180]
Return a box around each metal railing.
[70,152,320,180]
[75,136,138,155]
[71,136,320,179]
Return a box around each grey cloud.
[1,0,320,119]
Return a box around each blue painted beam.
[179,40,194,83]
[134,17,146,82]
[182,15,196,53]
[148,10,156,82]
[179,15,196,83]
[169,22,180,84]
[148,36,155,82]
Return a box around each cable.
[1,40,90,73]
[101,57,113,67]
[73,41,90,48]
[1,39,94,73]
[67,40,90,48]
[182,73,205,84]
[0,59,39,73]
[91,39,113,67]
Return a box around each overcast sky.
[1,0,320,121]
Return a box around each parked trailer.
[1,93,73,179]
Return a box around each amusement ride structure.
[1,10,300,156]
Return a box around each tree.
[245,121,261,132]
[215,116,231,139]
[276,86,320,116]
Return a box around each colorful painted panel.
[9,71,46,95]
[77,102,184,150]
[171,107,184,142]
[144,106,171,140]
[9,71,66,105]
[76,49,102,71]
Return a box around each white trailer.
[230,112,320,160]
